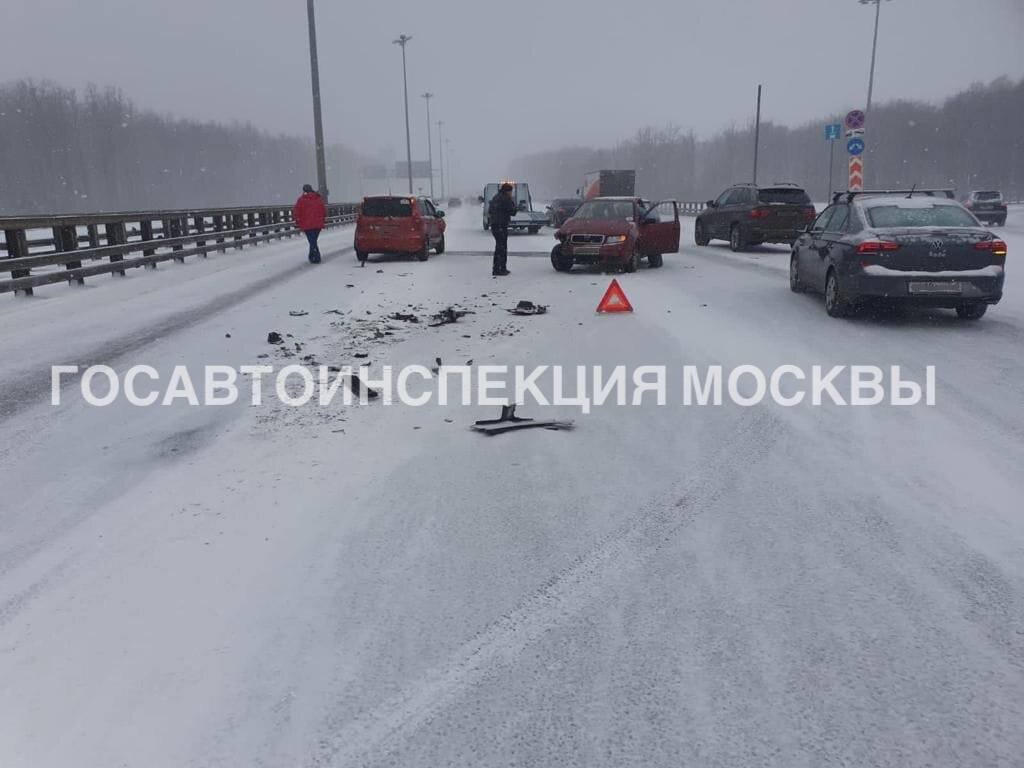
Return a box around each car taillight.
[964,202,972,208]
[749,207,771,219]
[975,239,1007,256]
[856,240,900,253]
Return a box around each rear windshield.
[866,204,978,228]
[758,188,811,205]
[361,198,412,217]
[974,191,1002,201]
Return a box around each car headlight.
[605,235,627,245]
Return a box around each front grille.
[570,234,604,244]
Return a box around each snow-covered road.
[1,206,1023,767]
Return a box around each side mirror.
[477,196,485,204]
[435,210,445,218]
[706,200,716,208]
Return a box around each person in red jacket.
[293,184,327,263]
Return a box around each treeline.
[0,79,364,215]
[510,77,1024,203]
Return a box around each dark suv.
[695,183,815,251]
[963,190,1007,226]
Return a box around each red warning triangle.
[596,278,634,313]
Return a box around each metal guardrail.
[1,203,358,296]
[678,201,707,216]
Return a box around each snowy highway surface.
[1,206,1023,767]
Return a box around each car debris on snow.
[389,312,420,323]
[267,331,283,344]
[429,307,474,326]
[289,310,308,317]
[347,374,379,400]
[507,300,547,316]
[471,405,574,436]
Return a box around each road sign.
[849,157,864,191]
[596,279,633,313]
[845,109,866,131]
[824,123,842,141]
[847,137,865,156]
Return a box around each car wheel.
[729,224,745,252]
[694,219,710,246]
[551,244,573,272]
[434,234,445,254]
[647,252,664,268]
[622,244,640,273]
[824,269,852,318]
[789,252,803,292]
[528,226,541,234]
[415,238,429,262]
[356,250,368,263]
[956,303,988,320]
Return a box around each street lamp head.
[392,34,412,46]
[421,92,434,100]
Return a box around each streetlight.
[445,138,454,197]
[859,0,891,122]
[421,92,435,198]
[393,34,414,194]
[436,120,445,199]
[306,0,328,200]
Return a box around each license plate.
[573,246,600,256]
[908,281,962,295]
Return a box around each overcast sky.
[4,0,1023,193]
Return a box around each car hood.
[558,218,635,236]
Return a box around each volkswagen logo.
[927,240,947,258]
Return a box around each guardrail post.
[232,214,244,249]
[194,215,208,257]
[213,215,226,253]
[104,222,127,276]
[246,212,257,243]
[87,224,101,249]
[4,228,32,296]
[140,219,158,269]
[54,225,84,285]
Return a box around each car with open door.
[550,197,680,272]
[354,195,446,263]
[790,190,1006,319]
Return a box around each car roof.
[585,196,637,201]
[856,195,963,209]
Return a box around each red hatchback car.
[354,196,446,263]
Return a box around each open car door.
[638,200,680,255]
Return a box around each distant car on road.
[354,195,446,263]
[447,197,462,208]
[546,198,583,227]
[963,190,1007,226]
[551,197,679,272]
[695,183,816,251]
[790,190,1006,319]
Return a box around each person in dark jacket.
[293,184,327,263]
[488,183,517,276]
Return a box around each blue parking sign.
[825,123,842,141]
[847,137,865,156]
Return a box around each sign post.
[845,110,866,191]
[824,123,841,198]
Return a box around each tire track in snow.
[311,408,782,768]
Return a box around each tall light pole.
[421,92,435,198]
[393,34,414,194]
[445,138,454,197]
[306,0,328,200]
[436,120,445,199]
[860,0,890,122]
[752,84,762,184]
